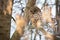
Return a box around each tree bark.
[56,0,60,34]
[56,0,60,40]
[0,0,13,40]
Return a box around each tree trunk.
[56,0,60,40]
[0,0,13,40]
[56,0,60,34]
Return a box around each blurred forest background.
[0,0,60,40]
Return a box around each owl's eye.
[34,10,36,12]
[30,10,34,14]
